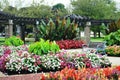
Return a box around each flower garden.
[0,15,120,80]
[0,35,120,80]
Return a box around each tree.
[18,4,52,18]
[52,3,68,17]
[71,0,117,38]
[71,0,116,19]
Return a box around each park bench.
[82,42,106,55]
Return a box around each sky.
[8,0,120,9]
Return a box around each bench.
[82,42,106,55]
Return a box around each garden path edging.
[0,73,42,80]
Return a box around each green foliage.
[104,29,120,46]
[29,38,60,55]
[71,0,116,19]
[52,3,68,17]
[4,36,24,46]
[108,19,120,33]
[27,33,34,38]
[38,18,78,41]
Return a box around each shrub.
[105,45,120,56]
[38,18,78,41]
[29,38,60,55]
[104,29,120,46]
[4,36,24,46]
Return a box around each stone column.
[5,20,13,38]
[84,22,91,45]
[34,21,39,41]
[8,20,13,37]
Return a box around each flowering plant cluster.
[56,50,111,69]
[0,45,28,56]
[0,45,28,71]
[41,66,120,80]
[106,45,120,56]
[0,47,111,74]
[56,40,84,49]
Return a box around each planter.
[0,73,42,80]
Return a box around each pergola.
[65,14,115,44]
[0,11,115,44]
[0,11,42,42]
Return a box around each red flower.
[116,66,120,71]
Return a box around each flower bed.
[1,66,120,80]
[56,40,85,49]
[105,45,120,56]
[0,45,111,75]
[40,66,120,80]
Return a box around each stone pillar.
[8,20,13,37]
[34,21,39,41]
[5,20,13,38]
[84,22,91,45]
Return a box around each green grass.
[0,37,5,45]
[90,37,104,42]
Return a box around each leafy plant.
[28,38,60,55]
[37,17,78,41]
[104,29,120,46]
[4,36,24,46]
[56,40,84,49]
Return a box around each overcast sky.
[8,0,120,9]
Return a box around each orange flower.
[103,68,112,77]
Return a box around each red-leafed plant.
[56,40,85,49]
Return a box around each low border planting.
[56,40,84,49]
[40,66,120,80]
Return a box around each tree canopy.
[71,0,117,19]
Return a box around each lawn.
[90,37,104,42]
[0,37,5,45]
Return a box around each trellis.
[0,11,115,44]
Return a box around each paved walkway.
[107,57,120,66]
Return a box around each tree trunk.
[93,31,97,38]
[98,30,101,38]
